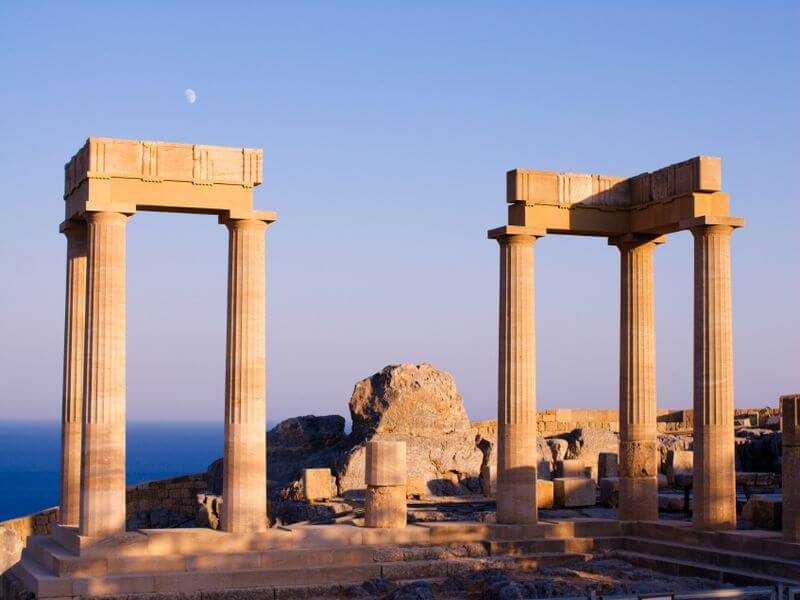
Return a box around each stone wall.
[475,407,779,437]
[475,408,676,438]
[125,473,207,529]
[0,507,58,576]
[657,407,780,432]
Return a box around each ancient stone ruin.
[2,138,798,600]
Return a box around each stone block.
[741,494,782,530]
[553,478,596,508]
[666,450,693,485]
[365,441,406,487]
[555,459,585,478]
[599,477,619,507]
[598,453,619,479]
[657,473,668,489]
[302,468,333,502]
[537,480,554,509]
[658,493,688,512]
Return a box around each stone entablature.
[62,137,274,223]
[505,156,740,236]
[507,156,720,208]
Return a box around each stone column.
[692,224,736,530]
[612,235,661,522]
[79,212,128,538]
[496,234,538,525]
[782,394,800,543]
[59,221,88,526]
[365,441,407,528]
[222,218,268,533]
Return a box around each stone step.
[489,535,622,555]
[623,520,800,561]
[612,549,800,588]
[25,536,490,578]
[10,550,588,598]
[623,536,800,580]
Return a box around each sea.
[0,421,231,521]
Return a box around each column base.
[496,478,537,525]
[618,477,658,521]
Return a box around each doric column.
[79,212,128,538]
[222,218,268,533]
[496,233,539,525]
[611,235,662,522]
[781,394,800,543]
[692,224,736,530]
[59,221,88,526]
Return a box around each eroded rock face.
[338,363,484,496]
[349,363,471,440]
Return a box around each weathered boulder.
[350,363,470,439]
[205,414,349,499]
[741,494,782,530]
[338,363,483,496]
[271,415,347,450]
[0,526,24,577]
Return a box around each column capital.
[487,225,546,243]
[84,211,130,225]
[682,215,745,235]
[608,233,666,248]
[220,216,270,232]
[59,218,88,236]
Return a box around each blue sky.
[0,2,797,423]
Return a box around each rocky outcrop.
[338,363,484,496]
[207,364,486,504]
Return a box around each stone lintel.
[505,156,725,237]
[65,137,263,199]
[63,137,273,222]
[507,156,720,209]
[629,156,721,204]
[487,225,546,240]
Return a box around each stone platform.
[6,519,800,599]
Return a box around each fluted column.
[496,234,539,524]
[222,218,268,533]
[692,224,736,530]
[79,212,128,538]
[782,394,800,543]
[59,221,88,526]
[612,235,661,521]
